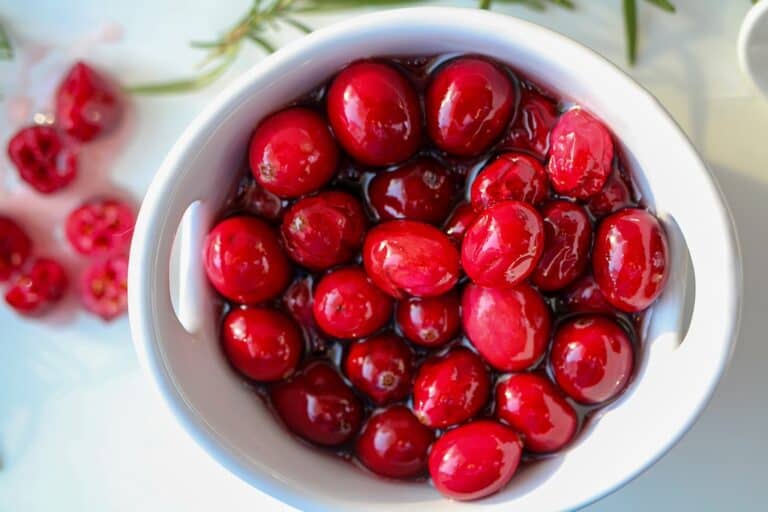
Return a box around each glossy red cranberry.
[462,283,550,371]
[443,202,477,245]
[221,307,303,382]
[396,292,460,348]
[7,125,78,194]
[239,180,284,221]
[531,200,592,292]
[561,273,618,314]
[586,170,634,218]
[503,89,559,159]
[0,216,32,282]
[327,61,421,166]
[547,108,613,199]
[5,258,68,316]
[281,190,366,270]
[270,361,363,446]
[282,276,324,351]
[65,198,135,257]
[249,107,338,198]
[470,152,549,210]
[363,220,459,298]
[593,208,669,312]
[55,61,122,141]
[203,216,291,304]
[461,201,544,288]
[412,347,490,428]
[344,333,413,405]
[426,57,515,156]
[428,420,522,501]
[80,254,128,321]
[495,373,578,453]
[312,266,392,339]
[368,158,458,224]
[550,315,634,404]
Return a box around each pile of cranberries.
[202,55,669,501]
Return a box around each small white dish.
[739,0,768,99]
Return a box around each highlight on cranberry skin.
[65,198,135,257]
[443,202,477,245]
[503,89,559,159]
[396,291,460,348]
[470,152,550,210]
[343,333,413,405]
[5,258,68,316]
[80,254,128,321]
[7,125,78,194]
[0,216,32,282]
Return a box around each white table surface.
[0,1,766,510]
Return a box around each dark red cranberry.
[7,125,78,194]
[343,333,413,405]
[5,258,68,316]
[470,152,549,210]
[495,373,578,453]
[221,307,303,382]
[363,220,459,298]
[593,208,669,312]
[312,266,392,339]
[503,89,558,159]
[428,420,522,501]
[396,292,460,348]
[0,216,32,282]
[547,108,613,199]
[367,158,458,224]
[412,347,490,428]
[586,169,634,218]
[550,315,634,404]
[202,216,291,304]
[426,57,515,156]
[80,254,128,321]
[531,200,592,292]
[281,190,366,271]
[462,283,550,371]
[282,275,324,351]
[561,273,618,314]
[55,61,122,141]
[249,107,339,198]
[65,198,135,257]
[239,180,284,221]
[461,201,544,288]
[443,202,477,245]
[327,61,421,166]
[270,361,363,446]
[356,406,434,479]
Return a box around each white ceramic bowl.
[129,7,741,511]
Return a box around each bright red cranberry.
[55,61,122,141]
[281,190,366,271]
[428,420,522,501]
[396,292,460,348]
[586,169,635,218]
[5,258,68,316]
[7,125,78,194]
[443,202,477,245]
[550,315,634,404]
[426,57,515,156]
[80,254,128,321]
[0,216,32,282]
[65,198,135,257]
[368,158,458,224]
[249,107,339,198]
[221,307,303,382]
[412,347,490,428]
[343,333,413,405]
[470,152,549,210]
[270,361,363,446]
[547,108,613,199]
[531,200,592,292]
[203,216,291,304]
[561,273,618,314]
[327,61,421,166]
[593,208,669,312]
[462,283,550,371]
[495,373,578,453]
[461,201,544,288]
[239,179,284,221]
[363,220,459,298]
[503,89,559,159]
[312,266,392,339]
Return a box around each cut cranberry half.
[470,152,549,210]
[502,89,559,159]
[7,125,78,194]
[0,216,32,282]
[561,273,618,314]
[343,333,413,405]
[443,202,477,245]
[80,254,128,321]
[65,198,135,257]
[5,258,68,316]
[55,61,122,142]
[396,291,460,348]
[586,169,635,218]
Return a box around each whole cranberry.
[470,152,549,210]
[503,89,559,159]
[270,361,363,446]
[461,201,544,288]
[412,347,490,428]
[282,276,324,352]
[55,61,122,141]
[443,202,477,245]
[356,405,434,479]
[281,190,366,270]
[561,273,618,314]
[344,333,413,405]
[221,307,303,382]
[495,373,578,453]
[249,107,339,198]
[428,420,522,501]
[202,216,291,304]
[396,292,460,348]
[65,198,135,257]
[550,315,634,404]
[531,200,592,292]
[363,220,459,298]
[7,125,78,194]
[327,61,421,166]
[0,216,32,282]
[593,208,669,312]
[368,158,458,224]
[586,169,635,218]
[5,258,68,316]
[239,180,284,221]
[80,254,128,321]
[462,283,550,371]
[312,266,392,339]
[547,108,613,199]
[426,57,515,156]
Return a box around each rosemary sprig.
[0,22,12,60]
